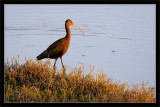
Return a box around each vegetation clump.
[4,57,156,103]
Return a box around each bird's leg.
[60,56,66,76]
[60,56,64,68]
[53,58,58,69]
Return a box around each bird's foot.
[61,66,66,71]
[61,66,66,76]
[53,66,57,71]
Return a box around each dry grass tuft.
[4,56,156,103]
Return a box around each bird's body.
[37,37,70,60]
[36,19,84,68]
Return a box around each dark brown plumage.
[36,19,84,68]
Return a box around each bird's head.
[65,19,74,25]
[65,19,85,36]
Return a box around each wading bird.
[36,19,85,68]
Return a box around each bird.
[36,19,85,68]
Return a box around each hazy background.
[4,4,156,87]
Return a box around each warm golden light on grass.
[4,56,156,103]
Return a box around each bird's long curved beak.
[73,23,85,36]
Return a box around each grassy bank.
[4,57,156,103]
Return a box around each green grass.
[4,56,156,103]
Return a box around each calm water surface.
[4,4,156,87]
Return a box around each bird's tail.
[36,50,47,60]
[36,55,42,60]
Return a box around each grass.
[4,56,156,103]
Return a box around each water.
[4,4,156,87]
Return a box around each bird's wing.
[46,38,65,57]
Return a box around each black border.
[0,0,159,107]
[0,1,5,106]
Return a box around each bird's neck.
[65,24,71,39]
